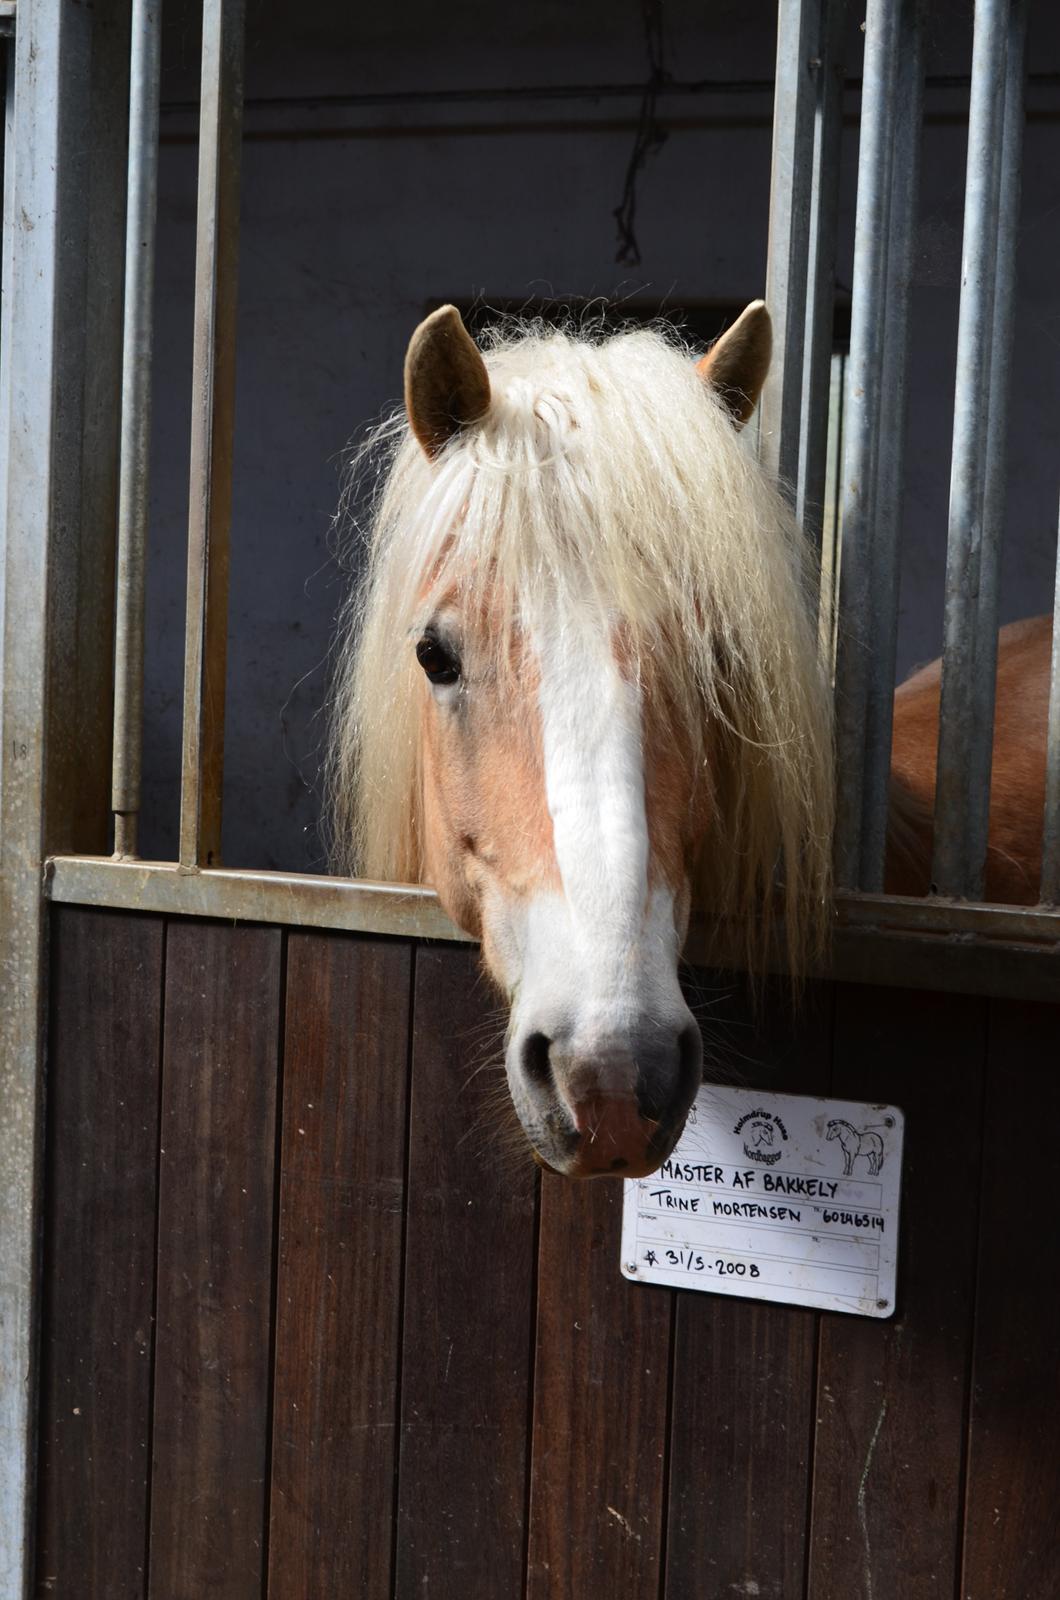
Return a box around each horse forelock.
[328,319,835,974]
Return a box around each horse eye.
[415,636,461,686]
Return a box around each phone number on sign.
[642,1248,761,1277]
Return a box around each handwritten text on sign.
[621,1086,904,1317]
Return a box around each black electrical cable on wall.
[612,0,671,267]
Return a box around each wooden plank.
[148,921,282,1600]
[527,1174,672,1600]
[663,977,833,1600]
[668,1298,818,1599]
[394,944,538,1600]
[807,985,988,1600]
[960,999,1060,1598]
[36,907,164,1599]
[266,932,412,1598]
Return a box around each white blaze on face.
[491,609,689,1066]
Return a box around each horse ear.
[696,300,772,428]
[404,304,492,459]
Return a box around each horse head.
[333,304,833,1178]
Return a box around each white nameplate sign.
[621,1085,904,1318]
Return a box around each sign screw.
[627,1262,638,1274]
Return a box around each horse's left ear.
[696,300,772,428]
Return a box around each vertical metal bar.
[857,0,925,890]
[932,0,1023,899]
[112,0,163,860]
[795,0,846,556]
[0,0,97,1588]
[1042,505,1060,905]
[967,0,1028,884]
[0,58,35,1596]
[833,0,903,887]
[0,53,13,578]
[66,0,133,858]
[818,348,845,668]
[178,0,245,869]
[761,0,818,495]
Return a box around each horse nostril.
[634,1024,703,1124]
[522,1032,552,1087]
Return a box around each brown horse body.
[887,615,1051,904]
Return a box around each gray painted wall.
[139,0,1060,870]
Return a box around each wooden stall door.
[38,912,1060,1599]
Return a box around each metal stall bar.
[933,0,1026,900]
[41,855,1060,1004]
[112,0,163,860]
[0,46,32,1596]
[794,0,846,556]
[856,0,924,890]
[178,0,246,869]
[832,0,906,888]
[969,0,1028,886]
[760,0,818,494]
[1042,504,1060,905]
[0,1,104,1589]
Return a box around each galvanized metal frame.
[972,0,1027,875]
[817,348,846,664]
[856,0,925,891]
[0,0,130,1589]
[112,0,164,861]
[933,0,1029,900]
[42,0,1059,1003]
[761,0,846,534]
[793,0,845,555]
[178,0,246,869]
[833,0,925,891]
[43,855,1060,1004]
[760,0,817,493]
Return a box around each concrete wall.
[139,0,1060,869]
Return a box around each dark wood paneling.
[527,1177,672,1600]
[669,1300,818,1600]
[148,922,282,1600]
[960,999,1060,1598]
[39,908,1060,1599]
[36,908,165,1600]
[807,986,988,1600]
[267,933,412,1599]
[394,944,538,1600]
[664,978,833,1600]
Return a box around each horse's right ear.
[696,300,772,428]
[405,305,492,459]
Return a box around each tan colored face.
[414,598,706,1178]
[416,608,552,948]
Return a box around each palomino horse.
[331,302,1050,1178]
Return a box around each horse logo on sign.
[826,1119,886,1177]
[733,1108,788,1166]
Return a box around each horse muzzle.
[507,1022,703,1178]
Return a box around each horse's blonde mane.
[328,319,834,973]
